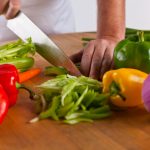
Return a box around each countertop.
[0,33,150,150]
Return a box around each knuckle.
[98,39,107,45]
[83,48,93,57]
[88,40,95,46]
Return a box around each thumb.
[5,0,20,19]
[70,50,83,63]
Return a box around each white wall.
[71,0,150,32]
[70,0,97,32]
[126,0,150,30]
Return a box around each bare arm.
[71,0,125,79]
[97,0,125,41]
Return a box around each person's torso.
[0,0,75,42]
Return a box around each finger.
[99,48,114,79]
[80,41,95,76]
[5,0,20,19]
[70,50,83,63]
[110,58,115,69]
[89,44,106,79]
[0,0,9,14]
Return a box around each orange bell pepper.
[102,68,148,107]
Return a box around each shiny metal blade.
[7,12,81,76]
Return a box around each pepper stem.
[16,83,47,114]
[137,31,144,42]
[16,82,40,100]
[109,81,126,101]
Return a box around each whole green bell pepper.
[114,31,150,73]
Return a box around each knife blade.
[7,12,81,76]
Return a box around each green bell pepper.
[114,31,150,73]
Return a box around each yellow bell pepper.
[102,68,148,107]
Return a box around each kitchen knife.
[7,12,81,76]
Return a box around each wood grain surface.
[0,33,150,150]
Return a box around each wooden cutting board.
[0,33,150,150]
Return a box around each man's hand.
[0,0,20,19]
[71,0,125,80]
[70,37,118,80]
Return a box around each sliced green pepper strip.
[44,66,68,76]
[39,96,60,121]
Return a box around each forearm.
[97,0,125,41]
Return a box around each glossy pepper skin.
[0,64,19,106]
[0,84,9,124]
[114,31,150,73]
[102,68,148,107]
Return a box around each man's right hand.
[0,0,20,19]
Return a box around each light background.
[70,0,150,32]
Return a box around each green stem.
[109,81,126,101]
[16,82,40,100]
[16,83,47,111]
[81,37,95,41]
[138,31,144,42]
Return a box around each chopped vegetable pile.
[1,28,149,125]
[31,74,112,124]
[0,38,36,72]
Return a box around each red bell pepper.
[0,64,19,106]
[0,84,9,124]
[0,64,40,124]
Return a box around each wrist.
[97,27,125,42]
[96,34,125,43]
